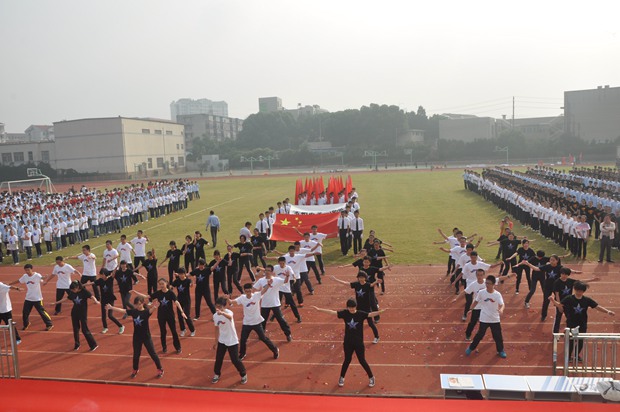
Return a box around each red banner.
[269,213,340,242]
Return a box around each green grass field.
[4,169,589,270]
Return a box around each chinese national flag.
[269,213,340,242]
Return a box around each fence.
[553,327,619,378]
[0,319,20,378]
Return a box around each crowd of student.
[451,166,616,360]
[0,179,199,265]
[0,186,397,388]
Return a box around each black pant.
[447,256,455,274]
[239,323,277,358]
[281,291,301,320]
[306,261,321,283]
[553,308,564,334]
[22,300,52,328]
[227,266,243,293]
[599,236,613,261]
[120,291,131,310]
[298,271,314,294]
[469,322,504,352]
[352,231,363,254]
[514,265,531,292]
[177,300,195,332]
[341,339,373,378]
[525,271,545,303]
[100,302,122,329]
[464,293,473,317]
[541,279,554,319]
[195,287,215,317]
[366,316,379,339]
[238,258,255,282]
[252,249,266,268]
[167,265,178,284]
[214,342,246,376]
[261,306,291,337]
[568,323,587,356]
[134,256,146,269]
[80,276,100,301]
[316,254,325,274]
[465,309,480,337]
[55,288,70,314]
[213,274,228,302]
[158,317,181,351]
[72,310,97,349]
[0,311,21,341]
[339,229,349,255]
[147,273,158,295]
[133,335,162,370]
[577,239,587,259]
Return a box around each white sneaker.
[338,377,345,387]
[369,376,375,387]
[212,374,220,384]
[372,337,380,344]
[101,328,108,334]
[180,330,186,337]
[525,302,531,309]
[119,326,125,335]
[190,331,196,337]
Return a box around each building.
[564,85,620,142]
[285,104,329,120]
[25,125,54,142]
[258,97,283,113]
[510,116,564,141]
[439,116,497,142]
[170,98,228,121]
[53,117,185,177]
[397,129,425,146]
[176,113,243,151]
[0,140,55,166]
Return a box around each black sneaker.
[73,344,81,351]
[273,348,279,359]
[22,323,31,331]
[89,345,99,352]
[239,354,246,361]
[131,370,139,378]
[162,348,167,354]
[286,335,292,342]
[157,369,164,379]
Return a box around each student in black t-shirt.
[331,272,382,343]
[551,268,599,333]
[134,249,158,295]
[181,235,196,272]
[250,228,267,269]
[190,258,215,320]
[160,241,182,284]
[549,281,615,358]
[106,296,164,379]
[194,231,209,262]
[505,239,534,294]
[228,235,255,282]
[114,260,142,313]
[133,278,187,354]
[209,250,229,301]
[367,240,390,294]
[171,268,196,337]
[224,245,243,294]
[92,269,124,334]
[312,299,385,388]
[50,280,99,351]
[487,232,523,279]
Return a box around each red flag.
[295,179,303,204]
[270,213,340,242]
[345,175,353,201]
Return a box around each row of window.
[142,129,176,135]
[0,151,50,164]
[146,156,185,169]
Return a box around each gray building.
[258,97,283,113]
[170,98,228,121]
[177,113,244,152]
[439,116,497,142]
[564,85,620,142]
[0,140,55,166]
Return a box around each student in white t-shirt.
[0,281,22,343]
[117,235,134,269]
[453,269,495,340]
[68,244,101,301]
[43,256,80,315]
[253,263,292,342]
[16,264,53,330]
[465,274,506,359]
[228,283,279,360]
[130,230,148,268]
[211,296,247,385]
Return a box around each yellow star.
[280,218,291,226]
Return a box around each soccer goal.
[0,168,56,194]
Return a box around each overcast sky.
[1,0,619,131]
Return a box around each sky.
[1,0,619,131]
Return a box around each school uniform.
[468,289,505,353]
[52,263,77,314]
[254,276,291,339]
[274,264,301,321]
[463,281,486,339]
[351,217,364,255]
[213,309,247,378]
[19,272,53,329]
[235,292,278,359]
[337,216,351,255]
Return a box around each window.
[142,129,150,134]
[154,129,162,135]
[176,144,180,149]
[1,153,12,164]
[178,156,185,166]
[147,158,153,169]
[41,151,50,162]
[170,157,174,165]
[166,130,173,135]
[13,152,24,162]
[28,151,34,162]
[181,144,184,149]
[156,157,164,168]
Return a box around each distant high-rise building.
[170,98,228,121]
[177,113,243,152]
[258,97,283,113]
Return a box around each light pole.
[363,150,388,171]
[259,154,278,170]
[494,146,509,164]
[240,156,263,174]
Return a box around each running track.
[2,262,618,397]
